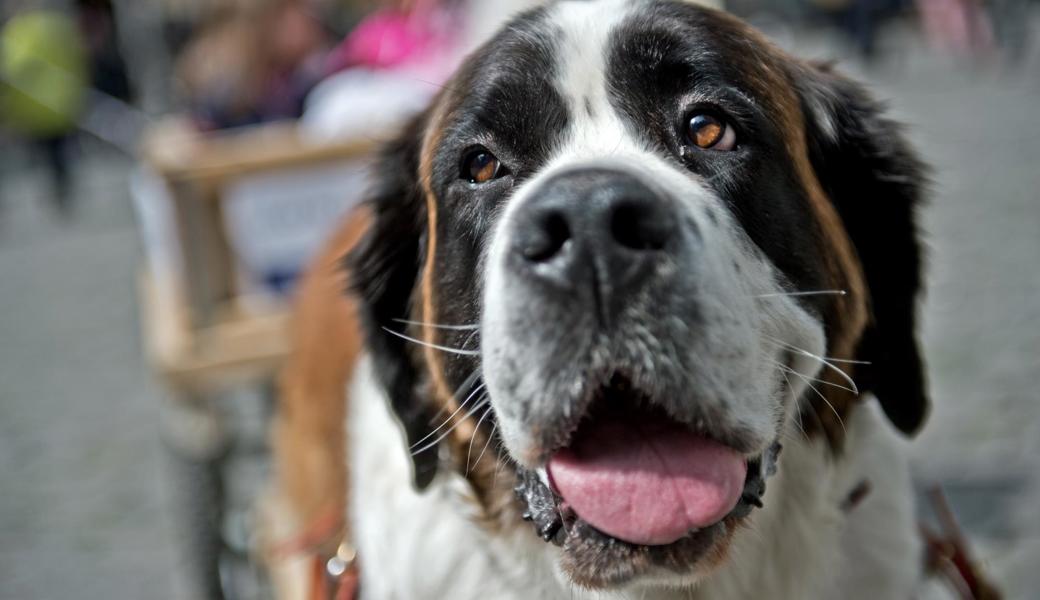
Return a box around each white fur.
[349,357,561,600]
[552,0,636,158]
[348,358,925,599]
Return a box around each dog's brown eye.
[686,114,736,150]
[462,149,502,184]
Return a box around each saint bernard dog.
[275,0,934,598]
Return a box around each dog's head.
[350,0,928,590]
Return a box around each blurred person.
[846,0,912,58]
[0,3,88,214]
[916,0,995,55]
[174,0,332,130]
[988,0,1032,63]
[300,0,471,141]
[806,0,914,59]
[76,0,133,104]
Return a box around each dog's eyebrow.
[678,84,760,113]
[674,85,763,133]
[726,86,762,112]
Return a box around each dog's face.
[351,0,928,591]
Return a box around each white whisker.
[460,327,482,351]
[753,289,847,299]
[766,336,871,365]
[410,381,485,449]
[491,440,507,490]
[391,318,479,331]
[700,157,745,184]
[466,405,495,476]
[771,360,858,395]
[778,370,811,442]
[782,367,847,435]
[382,327,480,356]
[469,422,498,476]
[411,395,490,456]
[429,369,481,422]
[765,336,859,394]
[819,357,872,365]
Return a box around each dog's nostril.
[611,201,669,251]
[522,212,571,262]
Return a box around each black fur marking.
[347,111,442,490]
[797,65,930,435]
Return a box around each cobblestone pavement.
[1,17,1038,600]
[0,145,184,598]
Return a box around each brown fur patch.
[417,97,455,411]
[271,207,371,548]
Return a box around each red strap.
[334,561,360,600]
[921,487,1002,600]
[310,555,360,600]
[271,506,345,559]
[267,505,358,600]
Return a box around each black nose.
[510,168,680,306]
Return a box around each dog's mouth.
[513,376,781,587]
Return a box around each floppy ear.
[347,112,442,489]
[798,64,930,436]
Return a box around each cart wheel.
[161,392,230,600]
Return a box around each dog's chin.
[511,380,782,589]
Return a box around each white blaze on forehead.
[550,0,642,160]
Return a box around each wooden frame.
[137,119,375,393]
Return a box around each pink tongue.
[547,414,747,546]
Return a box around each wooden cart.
[134,119,374,599]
